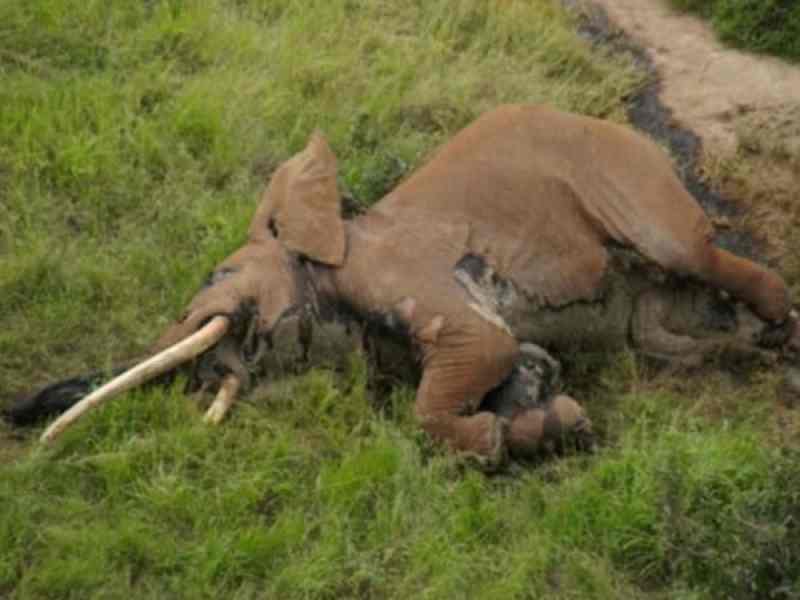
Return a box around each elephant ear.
[250,131,346,266]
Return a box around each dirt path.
[564,0,800,281]
[583,0,800,157]
[572,0,800,435]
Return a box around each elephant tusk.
[203,373,241,425]
[40,316,231,444]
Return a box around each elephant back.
[375,104,714,308]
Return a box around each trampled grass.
[2,1,799,598]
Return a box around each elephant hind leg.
[701,247,790,324]
[648,228,790,324]
[475,344,592,458]
[507,395,594,458]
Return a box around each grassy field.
[1,1,799,598]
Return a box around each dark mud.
[565,1,764,261]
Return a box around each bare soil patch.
[587,0,800,155]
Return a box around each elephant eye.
[268,218,279,237]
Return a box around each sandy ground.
[584,0,800,157]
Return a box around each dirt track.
[586,0,800,157]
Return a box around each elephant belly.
[454,252,639,353]
[504,291,635,352]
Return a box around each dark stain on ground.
[564,1,764,261]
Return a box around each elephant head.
[33,133,354,442]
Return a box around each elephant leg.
[415,408,509,468]
[478,345,592,458]
[506,395,594,458]
[632,289,777,365]
[414,320,519,469]
[481,342,562,418]
[701,247,790,324]
[632,289,714,366]
[648,231,789,324]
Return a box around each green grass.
[668,0,800,61]
[2,360,800,598]
[2,0,799,598]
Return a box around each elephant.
[6,104,799,469]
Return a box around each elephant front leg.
[481,342,562,417]
[413,321,519,470]
[506,395,594,458]
[481,344,594,458]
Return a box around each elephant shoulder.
[337,212,472,312]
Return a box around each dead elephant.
[6,104,799,469]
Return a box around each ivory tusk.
[203,373,241,425]
[40,316,230,444]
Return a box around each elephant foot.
[461,415,510,472]
[418,410,510,471]
[507,395,595,458]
